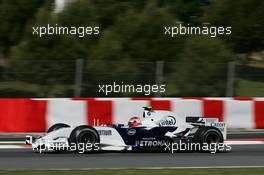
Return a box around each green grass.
[235,62,264,96]
[0,169,264,175]
[236,78,264,96]
[0,81,74,97]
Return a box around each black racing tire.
[193,126,223,143]
[47,123,70,133]
[69,125,100,153]
[192,126,224,152]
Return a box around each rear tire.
[69,125,100,153]
[193,126,223,152]
[47,123,70,133]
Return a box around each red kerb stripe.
[150,100,171,111]
[87,100,112,125]
[0,99,47,132]
[203,99,224,122]
[254,101,264,129]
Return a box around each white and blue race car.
[26,106,227,153]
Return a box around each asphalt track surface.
[0,145,264,170]
[1,130,264,141]
[0,131,264,170]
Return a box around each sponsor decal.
[212,122,226,128]
[135,140,168,147]
[159,116,176,126]
[128,129,137,135]
[147,111,151,116]
[142,137,155,140]
[212,122,226,133]
[97,130,112,136]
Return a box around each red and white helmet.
[128,117,142,128]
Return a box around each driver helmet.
[128,117,142,128]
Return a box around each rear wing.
[186,116,227,139]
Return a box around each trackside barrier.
[0,98,263,132]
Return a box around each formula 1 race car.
[26,106,227,153]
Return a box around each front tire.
[69,125,100,153]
